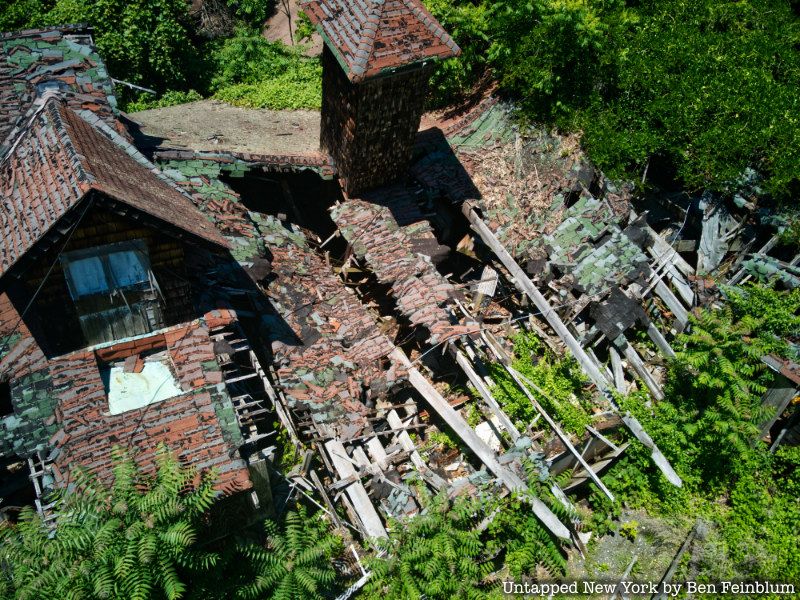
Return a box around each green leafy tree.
[237,506,342,600]
[209,29,321,109]
[41,0,202,94]
[0,445,219,600]
[364,495,492,600]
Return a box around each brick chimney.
[302,0,460,196]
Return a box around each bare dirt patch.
[263,0,323,57]
[127,100,321,155]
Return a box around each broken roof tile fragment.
[302,0,460,82]
[0,26,119,157]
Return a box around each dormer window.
[60,240,165,345]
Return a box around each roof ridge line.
[72,109,200,207]
[1,94,91,191]
[48,100,94,188]
[350,0,387,81]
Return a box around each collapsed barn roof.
[302,0,461,82]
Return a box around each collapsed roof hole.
[220,170,344,247]
[424,195,487,285]
[0,380,12,417]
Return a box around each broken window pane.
[107,250,148,288]
[65,255,108,298]
[60,240,165,346]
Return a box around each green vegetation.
[0,445,219,600]
[593,282,800,583]
[209,30,321,110]
[489,331,594,435]
[0,447,346,600]
[365,488,569,600]
[423,0,800,199]
[238,506,342,600]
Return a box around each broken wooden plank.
[646,322,677,359]
[309,469,344,531]
[613,335,665,401]
[508,366,616,502]
[609,346,626,394]
[645,245,695,307]
[564,443,629,492]
[654,279,689,330]
[622,415,682,486]
[386,409,446,491]
[453,347,521,441]
[586,425,619,452]
[324,440,388,539]
[365,437,390,470]
[651,522,699,600]
[631,209,695,277]
[390,348,571,540]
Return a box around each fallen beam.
[613,335,665,401]
[390,348,571,540]
[654,279,689,329]
[324,440,388,540]
[609,347,626,394]
[453,347,521,441]
[646,322,677,359]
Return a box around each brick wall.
[320,46,432,195]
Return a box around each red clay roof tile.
[302,0,460,82]
[0,98,228,278]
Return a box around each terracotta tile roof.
[0,98,227,278]
[302,0,460,82]
[48,319,251,493]
[331,193,477,344]
[258,215,402,441]
[0,26,119,157]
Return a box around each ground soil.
[263,0,323,57]
[127,100,321,155]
